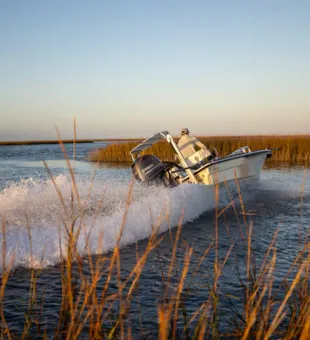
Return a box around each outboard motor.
[132,154,178,187]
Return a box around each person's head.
[181,128,189,136]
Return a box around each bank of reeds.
[1,135,309,339]
[89,135,310,163]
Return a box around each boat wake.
[0,173,239,271]
[1,169,306,271]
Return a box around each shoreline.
[1,134,309,146]
[0,138,140,146]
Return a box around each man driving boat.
[177,128,213,164]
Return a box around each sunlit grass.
[89,135,310,164]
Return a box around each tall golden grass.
[89,135,310,163]
[1,133,309,339]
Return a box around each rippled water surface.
[0,143,309,338]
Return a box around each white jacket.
[177,135,207,159]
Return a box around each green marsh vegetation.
[0,134,309,339]
[89,135,310,164]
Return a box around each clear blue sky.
[0,0,309,140]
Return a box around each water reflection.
[94,161,131,169]
[263,160,309,170]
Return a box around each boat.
[130,131,272,187]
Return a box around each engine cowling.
[131,154,177,187]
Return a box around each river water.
[0,143,309,338]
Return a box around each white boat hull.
[180,150,270,185]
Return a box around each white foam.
[0,173,230,271]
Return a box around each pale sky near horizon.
[0,0,309,140]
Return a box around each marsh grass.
[89,135,310,163]
[0,133,309,339]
